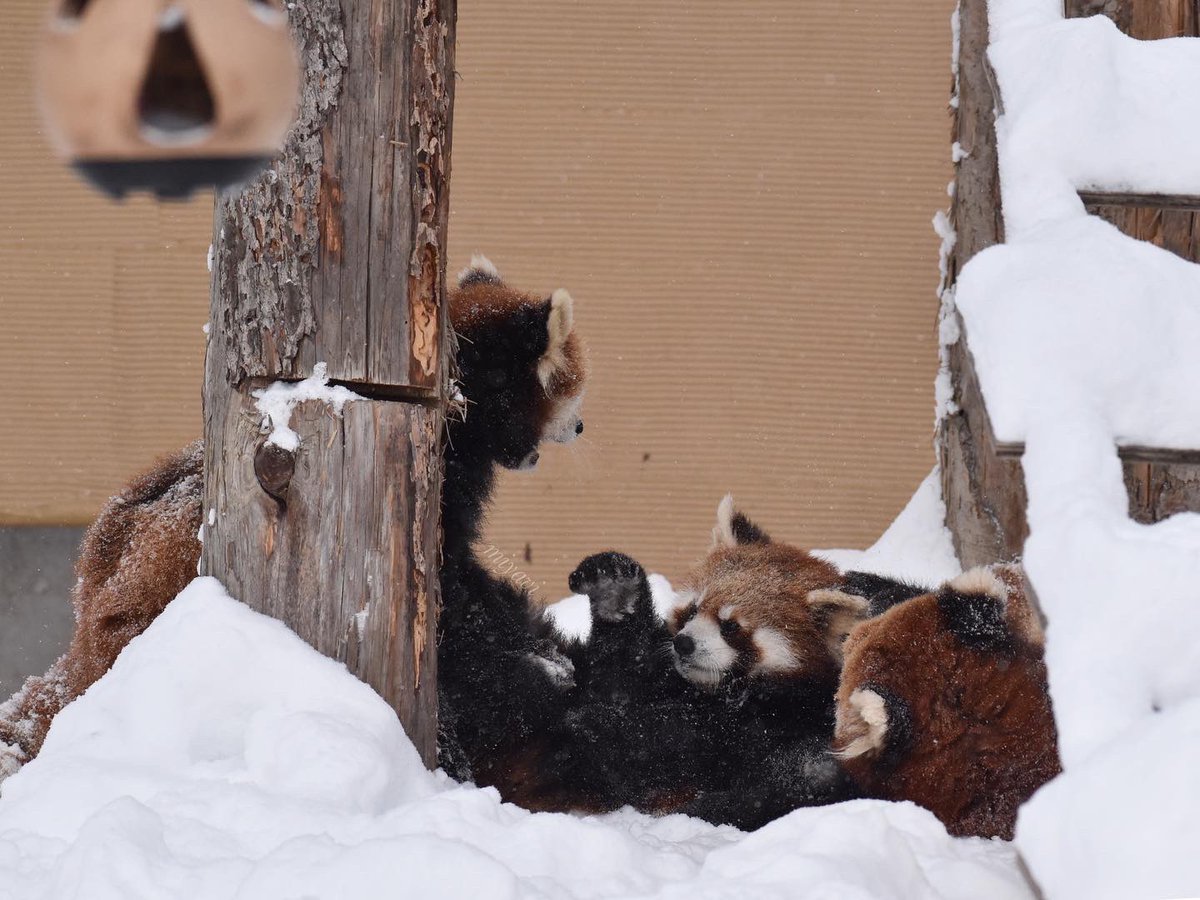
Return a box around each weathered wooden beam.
[1085,201,1200,263]
[1079,192,1200,211]
[937,0,1013,568]
[1064,0,1198,38]
[202,0,456,766]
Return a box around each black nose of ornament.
[673,633,695,658]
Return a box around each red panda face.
[449,256,588,470]
[667,496,857,690]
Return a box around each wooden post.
[938,0,1200,568]
[201,0,456,766]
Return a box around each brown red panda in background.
[833,564,1061,840]
[0,443,203,779]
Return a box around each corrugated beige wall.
[0,0,952,592]
[450,1,954,593]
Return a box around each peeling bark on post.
[203,0,457,766]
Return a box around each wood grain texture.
[209,0,454,390]
[1086,203,1200,263]
[202,0,456,766]
[1063,0,1198,37]
[937,0,1013,568]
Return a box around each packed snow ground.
[948,1,1200,897]
[0,475,1037,900]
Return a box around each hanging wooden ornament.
[39,0,300,198]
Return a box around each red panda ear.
[711,494,771,549]
[456,253,503,288]
[807,589,871,661]
[537,288,574,387]
[835,688,891,760]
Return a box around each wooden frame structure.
[938,0,1200,568]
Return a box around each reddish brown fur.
[834,565,1061,839]
[0,443,203,770]
[673,540,851,682]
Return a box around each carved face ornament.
[39,0,299,197]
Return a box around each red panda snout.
[670,600,806,688]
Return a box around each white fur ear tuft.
[835,689,889,760]
[537,289,575,387]
[712,493,737,549]
[456,254,501,287]
[947,566,1007,602]
[548,289,574,345]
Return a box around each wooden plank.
[1063,0,1198,38]
[1086,202,1200,264]
[1079,192,1200,211]
[202,0,457,767]
[948,336,1200,542]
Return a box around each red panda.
[833,564,1061,839]
[487,497,870,828]
[0,257,588,784]
[668,495,874,692]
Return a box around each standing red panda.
[833,564,1061,839]
[0,257,588,784]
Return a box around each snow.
[252,362,361,452]
[950,1,1200,896]
[0,576,1033,900]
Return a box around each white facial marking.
[718,604,735,621]
[542,392,584,444]
[835,689,890,760]
[752,625,799,673]
[674,615,737,687]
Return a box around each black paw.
[569,551,648,624]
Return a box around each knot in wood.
[254,442,296,503]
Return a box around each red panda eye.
[682,602,698,623]
[719,618,741,638]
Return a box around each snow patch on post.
[252,362,362,452]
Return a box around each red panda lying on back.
[495,497,879,828]
[833,564,1061,839]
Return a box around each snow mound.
[0,578,1031,900]
[952,1,1200,896]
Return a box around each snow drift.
[0,561,1035,899]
